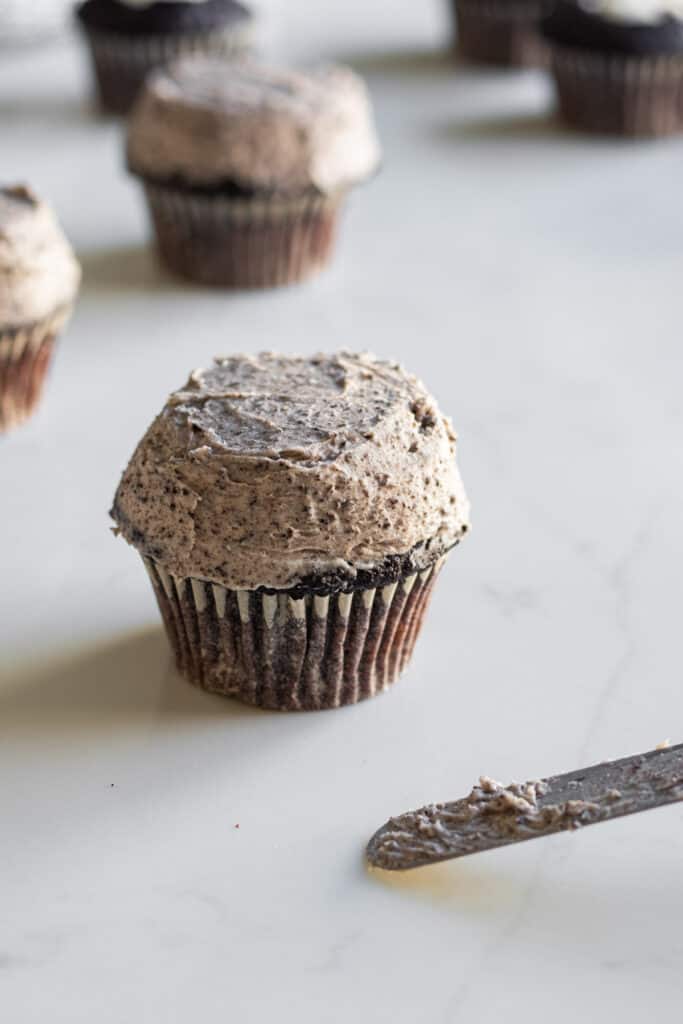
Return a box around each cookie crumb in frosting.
[111,352,470,591]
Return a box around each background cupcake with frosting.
[542,0,683,135]
[0,186,80,433]
[76,0,254,114]
[126,58,381,288]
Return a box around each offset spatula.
[367,743,683,871]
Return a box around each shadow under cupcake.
[126,58,381,289]
[110,353,470,711]
[75,0,254,115]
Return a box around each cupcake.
[0,187,81,433]
[0,1,73,45]
[111,353,470,711]
[452,0,553,67]
[542,1,683,135]
[126,58,381,289]
[75,0,254,115]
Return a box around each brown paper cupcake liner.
[81,23,253,115]
[452,0,550,68]
[0,307,70,433]
[550,45,683,136]
[142,182,344,289]
[143,555,447,710]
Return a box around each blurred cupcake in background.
[0,0,73,46]
[451,0,553,67]
[542,0,683,135]
[75,0,254,114]
[126,58,381,289]
[0,186,80,433]
[111,352,470,711]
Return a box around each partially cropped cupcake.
[542,0,683,135]
[0,187,80,433]
[452,0,553,67]
[126,58,381,288]
[111,353,470,711]
[76,0,253,114]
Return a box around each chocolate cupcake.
[0,187,80,433]
[126,58,381,289]
[542,1,683,135]
[111,353,470,711]
[76,0,253,115]
[452,0,553,67]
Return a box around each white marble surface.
[3,2,683,1020]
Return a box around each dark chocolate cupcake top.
[76,0,251,37]
[111,352,470,591]
[542,1,683,55]
[126,58,381,195]
[0,186,80,329]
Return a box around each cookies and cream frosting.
[0,186,81,329]
[127,59,381,194]
[111,352,470,591]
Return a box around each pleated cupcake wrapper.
[0,307,70,433]
[82,22,253,114]
[453,0,550,68]
[142,182,344,289]
[143,555,446,710]
[550,46,683,136]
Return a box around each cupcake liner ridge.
[550,44,683,136]
[142,181,345,288]
[0,305,72,433]
[143,555,447,710]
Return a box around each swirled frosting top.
[0,186,80,328]
[111,352,470,591]
[127,58,381,194]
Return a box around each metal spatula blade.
[367,743,683,871]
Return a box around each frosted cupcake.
[111,353,470,711]
[126,58,381,288]
[76,0,253,114]
[452,0,553,67]
[542,0,683,135]
[0,187,80,433]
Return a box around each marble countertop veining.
[2,2,683,1021]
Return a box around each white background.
[2,2,683,1020]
